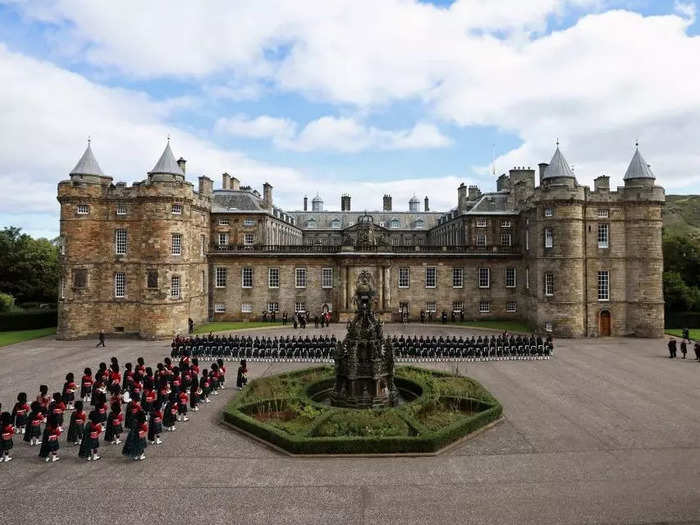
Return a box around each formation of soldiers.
[171,332,554,362]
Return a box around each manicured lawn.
[665,329,700,340]
[0,327,56,347]
[193,321,283,334]
[428,320,533,333]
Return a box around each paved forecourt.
[0,324,699,525]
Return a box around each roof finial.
[635,139,639,149]
[87,136,91,146]
[167,133,171,143]
[556,137,559,148]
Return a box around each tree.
[0,227,60,305]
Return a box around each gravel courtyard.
[0,324,699,525]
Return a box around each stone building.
[57,141,664,339]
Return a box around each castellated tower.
[57,141,211,339]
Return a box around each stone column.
[383,265,391,311]
[340,265,347,312]
[377,266,384,311]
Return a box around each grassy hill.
[663,195,700,241]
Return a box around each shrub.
[0,292,15,312]
[0,309,57,331]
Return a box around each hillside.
[663,195,700,241]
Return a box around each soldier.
[680,339,688,359]
[667,337,677,358]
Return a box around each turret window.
[115,229,127,255]
[171,233,182,255]
[544,272,554,296]
[172,204,182,215]
[171,276,181,298]
[114,272,126,298]
[147,270,158,289]
[73,269,87,289]
[544,228,553,248]
[598,271,610,301]
[116,204,127,216]
[598,223,609,248]
[77,204,89,215]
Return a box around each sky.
[1,0,699,238]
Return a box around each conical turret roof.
[624,147,655,180]
[543,146,575,180]
[312,193,323,203]
[70,142,104,177]
[149,141,185,177]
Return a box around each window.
[597,209,609,218]
[77,204,89,215]
[295,268,307,288]
[544,208,553,217]
[501,233,512,247]
[218,233,228,246]
[598,223,609,249]
[525,229,529,251]
[116,204,127,216]
[241,303,252,313]
[144,270,157,289]
[114,272,126,298]
[115,229,127,255]
[425,267,437,288]
[243,219,256,226]
[545,321,553,333]
[267,302,279,313]
[391,219,400,229]
[452,267,464,288]
[244,233,255,245]
[73,269,87,288]
[399,302,409,314]
[200,235,206,256]
[501,220,511,228]
[215,267,227,288]
[526,267,530,289]
[330,218,341,229]
[295,302,305,313]
[476,234,486,247]
[414,219,424,229]
[241,267,253,288]
[218,218,229,225]
[476,218,487,227]
[544,228,553,248]
[426,302,436,313]
[398,268,410,288]
[452,301,464,312]
[60,278,65,300]
[598,270,610,301]
[478,268,490,288]
[172,204,182,215]
[59,237,65,256]
[171,276,181,298]
[214,303,225,313]
[268,268,280,288]
[171,233,182,255]
[201,270,206,293]
[322,268,333,288]
[506,301,517,313]
[505,268,516,288]
[479,301,490,313]
[544,272,554,296]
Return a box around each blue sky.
[0,0,699,238]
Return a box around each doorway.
[599,310,611,336]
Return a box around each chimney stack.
[231,176,240,191]
[222,173,230,190]
[468,185,481,200]
[303,196,308,211]
[198,175,213,196]
[177,157,186,174]
[263,182,273,209]
[424,196,429,212]
[594,175,610,192]
[341,194,351,211]
[538,163,549,185]
[457,183,467,213]
[383,194,392,211]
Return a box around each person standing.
[667,338,677,358]
[96,330,105,348]
[38,413,61,462]
[282,312,288,326]
[680,339,688,359]
[694,340,700,361]
[1,412,14,462]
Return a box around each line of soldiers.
[171,332,554,362]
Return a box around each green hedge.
[0,309,57,331]
[665,311,700,329]
[223,366,503,455]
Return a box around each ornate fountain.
[331,270,398,408]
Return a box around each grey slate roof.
[290,211,443,230]
[211,191,265,213]
[543,146,575,180]
[148,142,185,177]
[70,143,105,177]
[465,193,514,215]
[624,147,655,180]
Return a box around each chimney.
[341,194,351,211]
[222,173,230,190]
[198,176,213,196]
[383,194,392,211]
[457,183,467,213]
[303,196,308,211]
[468,185,481,200]
[538,163,549,185]
[230,176,240,191]
[263,182,273,209]
[594,175,610,192]
[177,157,186,174]
[424,196,429,212]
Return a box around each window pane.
[452,268,463,288]
[171,233,182,255]
[478,268,490,288]
[426,267,436,288]
[295,268,307,288]
[171,276,180,298]
[598,270,609,300]
[322,268,333,288]
[215,267,227,288]
[598,223,609,248]
[241,267,253,288]
[398,268,410,288]
[505,268,516,288]
[268,268,280,288]
[114,272,126,298]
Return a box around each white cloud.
[216,115,451,152]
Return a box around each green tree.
[0,227,59,305]
[0,291,15,312]
[663,236,700,288]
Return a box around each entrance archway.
[599,310,611,337]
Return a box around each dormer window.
[330,218,341,229]
[414,219,424,229]
[391,219,400,229]
[305,218,316,229]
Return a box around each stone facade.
[57,142,665,339]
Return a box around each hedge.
[665,311,700,329]
[0,309,57,331]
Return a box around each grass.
[193,321,283,334]
[426,320,533,333]
[665,329,700,340]
[0,327,56,347]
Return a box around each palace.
[56,141,665,339]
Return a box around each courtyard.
[0,324,699,524]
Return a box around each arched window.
[391,218,400,229]
[330,218,341,229]
[305,218,316,229]
[414,218,424,229]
